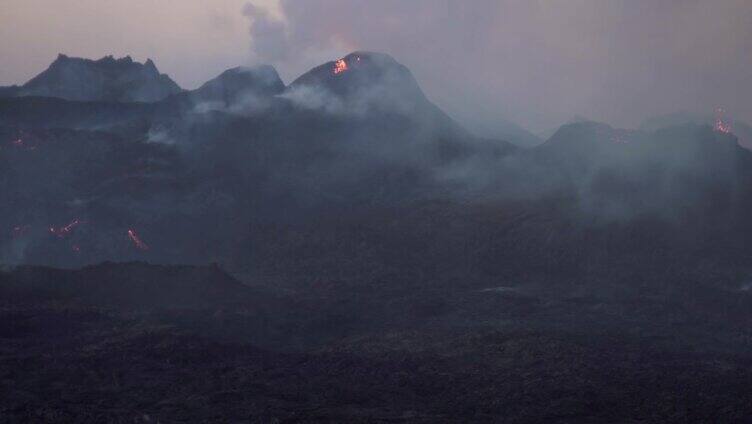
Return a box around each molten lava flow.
[127,229,149,250]
[714,108,732,134]
[49,219,83,238]
[333,58,348,75]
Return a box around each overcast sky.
[1,0,750,134]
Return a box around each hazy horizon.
[2,0,750,135]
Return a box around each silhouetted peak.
[216,65,283,87]
[18,54,182,102]
[144,58,158,73]
[545,121,618,146]
[190,65,284,105]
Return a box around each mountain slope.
[188,65,284,107]
[286,51,466,135]
[641,111,752,150]
[2,54,182,102]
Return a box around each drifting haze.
[1,0,750,134]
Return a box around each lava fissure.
[127,229,149,250]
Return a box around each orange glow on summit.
[333,58,348,75]
[714,108,732,134]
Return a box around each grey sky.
[1,0,750,134]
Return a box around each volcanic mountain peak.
[144,58,159,73]
[542,121,623,149]
[291,51,403,83]
[534,121,643,170]
[535,120,750,183]
[190,65,285,105]
[287,51,428,108]
[12,54,182,103]
[641,110,752,150]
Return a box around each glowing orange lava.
[714,108,732,134]
[333,59,348,75]
[49,219,83,238]
[127,229,149,250]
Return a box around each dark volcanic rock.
[289,51,427,105]
[286,52,466,135]
[6,54,182,102]
[0,85,20,98]
[2,47,752,422]
[2,262,752,422]
[188,65,284,107]
[0,262,253,310]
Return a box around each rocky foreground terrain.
[2,260,752,423]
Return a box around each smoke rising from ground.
[242,0,752,135]
[1,1,750,136]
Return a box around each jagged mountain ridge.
[0,52,476,142]
[0,54,182,103]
